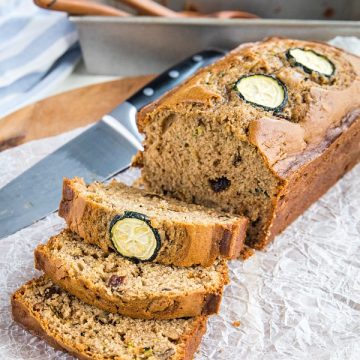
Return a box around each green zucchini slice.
[286,48,335,77]
[235,74,288,112]
[110,211,161,262]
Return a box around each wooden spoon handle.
[209,10,259,19]
[34,0,130,16]
[181,10,259,19]
[117,0,180,17]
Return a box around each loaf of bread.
[12,276,206,360]
[35,230,229,319]
[59,177,247,266]
[135,37,360,249]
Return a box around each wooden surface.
[0,75,154,151]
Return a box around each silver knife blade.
[0,49,226,238]
[0,109,139,239]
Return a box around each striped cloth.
[0,1,81,118]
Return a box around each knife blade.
[0,49,225,238]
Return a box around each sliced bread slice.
[35,230,229,320]
[59,177,248,267]
[12,276,207,360]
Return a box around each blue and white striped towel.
[0,0,81,118]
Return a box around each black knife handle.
[127,49,225,111]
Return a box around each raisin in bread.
[35,230,229,320]
[59,177,247,266]
[12,276,206,360]
[135,37,360,249]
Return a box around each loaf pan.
[71,17,360,76]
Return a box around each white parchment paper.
[1,37,360,360]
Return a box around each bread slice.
[35,230,229,320]
[12,276,206,360]
[59,177,248,267]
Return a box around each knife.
[0,49,225,239]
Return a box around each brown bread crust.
[34,239,228,320]
[59,177,248,267]
[11,278,208,360]
[258,112,360,248]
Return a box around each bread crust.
[34,242,228,320]
[11,280,207,360]
[59,178,248,267]
[257,113,360,249]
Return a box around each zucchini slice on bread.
[235,74,288,112]
[286,48,335,76]
[34,230,229,320]
[110,211,161,262]
[59,177,248,267]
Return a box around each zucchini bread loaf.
[59,177,247,266]
[135,37,360,249]
[12,276,206,360]
[35,230,229,319]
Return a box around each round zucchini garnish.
[286,48,335,77]
[110,211,161,262]
[234,74,288,112]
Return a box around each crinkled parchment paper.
[1,37,360,360]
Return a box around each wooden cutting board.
[0,74,154,152]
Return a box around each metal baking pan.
[71,0,359,75]
[71,17,360,76]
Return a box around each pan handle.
[34,0,130,16]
